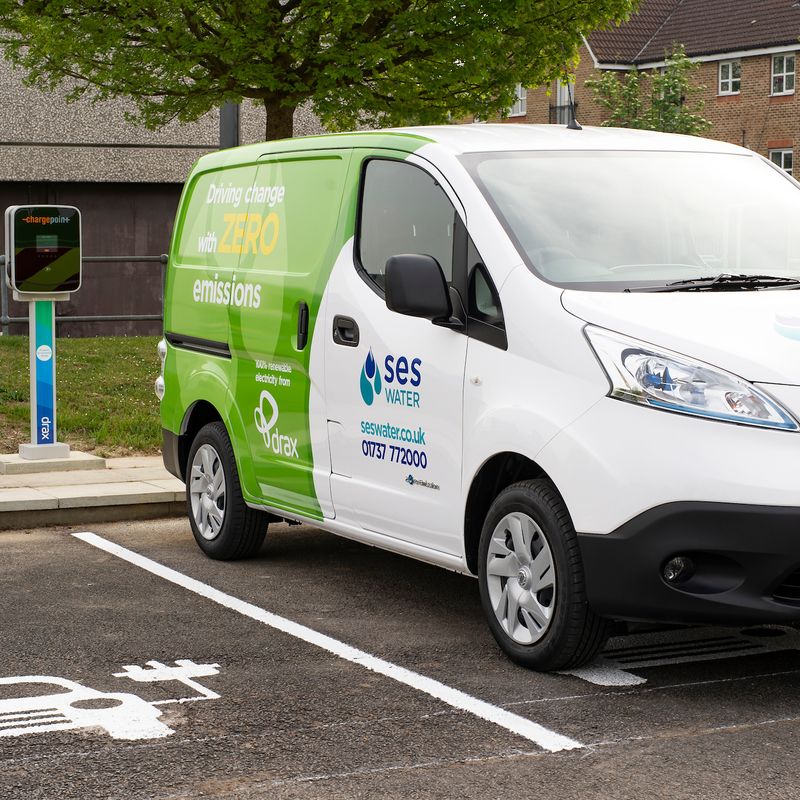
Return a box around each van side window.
[466,238,507,349]
[358,159,456,289]
[468,240,503,322]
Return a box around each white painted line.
[73,531,582,752]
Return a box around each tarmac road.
[2,517,799,799]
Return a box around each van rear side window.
[358,159,456,289]
[238,155,347,277]
[176,166,260,270]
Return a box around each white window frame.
[771,53,795,95]
[718,60,741,95]
[508,83,527,117]
[769,148,793,176]
[553,79,571,125]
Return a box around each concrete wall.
[0,58,325,183]
[0,57,325,335]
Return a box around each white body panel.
[562,290,800,385]
[322,243,467,552]
[298,124,800,576]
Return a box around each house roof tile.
[588,0,800,65]
[588,0,682,63]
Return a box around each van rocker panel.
[578,501,800,624]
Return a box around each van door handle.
[333,315,359,347]
[297,301,309,350]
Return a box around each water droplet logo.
[360,349,382,405]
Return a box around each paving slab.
[0,486,58,512]
[106,456,165,470]
[0,466,173,489]
[0,450,106,475]
[145,477,187,493]
[0,452,184,528]
[45,481,181,508]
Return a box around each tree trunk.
[264,101,296,140]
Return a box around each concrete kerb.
[0,452,186,530]
[0,451,106,475]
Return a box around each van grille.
[773,569,800,603]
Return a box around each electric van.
[158,125,800,670]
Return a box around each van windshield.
[462,150,800,291]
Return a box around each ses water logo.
[359,348,422,407]
[360,349,382,405]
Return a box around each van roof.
[192,124,748,174]
[394,124,747,156]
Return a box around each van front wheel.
[186,421,268,560]
[478,479,610,671]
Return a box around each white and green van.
[159,125,800,670]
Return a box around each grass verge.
[0,336,161,456]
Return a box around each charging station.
[4,205,82,460]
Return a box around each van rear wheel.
[186,421,268,560]
[478,479,610,671]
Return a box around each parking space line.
[504,667,800,709]
[73,531,582,753]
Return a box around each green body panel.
[161,131,430,519]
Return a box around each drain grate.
[562,625,800,686]
[602,635,765,667]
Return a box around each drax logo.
[254,389,299,458]
[359,347,422,408]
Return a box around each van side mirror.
[385,254,452,322]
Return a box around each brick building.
[505,0,800,176]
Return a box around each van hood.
[561,290,800,385]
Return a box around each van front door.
[323,155,467,556]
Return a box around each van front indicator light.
[585,326,799,431]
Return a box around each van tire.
[478,479,610,671]
[185,421,268,560]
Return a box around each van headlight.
[585,326,799,431]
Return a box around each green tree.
[585,45,711,134]
[0,0,638,140]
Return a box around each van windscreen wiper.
[625,273,800,293]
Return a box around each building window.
[772,54,795,95]
[549,79,572,124]
[508,84,527,117]
[719,60,741,94]
[770,149,793,175]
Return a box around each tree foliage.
[585,46,711,135]
[0,0,638,140]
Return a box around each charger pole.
[20,299,69,459]
[5,204,81,460]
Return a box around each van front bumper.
[578,501,800,624]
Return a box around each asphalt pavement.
[2,517,800,799]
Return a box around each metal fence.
[0,254,167,336]
[549,103,578,125]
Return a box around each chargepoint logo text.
[359,347,422,408]
[254,390,298,458]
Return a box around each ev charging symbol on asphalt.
[0,659,221,741]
